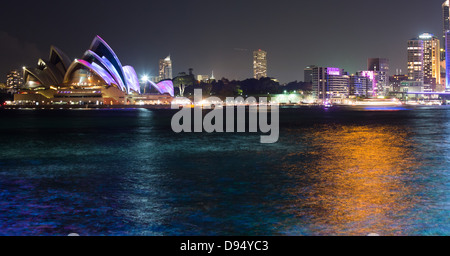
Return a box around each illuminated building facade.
[423,35,441,88]
[407,39,424,82]
[446,30,450,90]
[313,67,349,103]
[367,58,389,96]
[408,33,441,92]
[350,73,373,97]
[444,1,449,40]
[159,56,173,81]
[6,70,24,90]
[253,49,267,79]
[389,74,408,92]
[441,1,449,82]
[358,70,376,96]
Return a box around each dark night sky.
[0,0,445,83]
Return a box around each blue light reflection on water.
[0,106,450,236]
[363,106,409,111]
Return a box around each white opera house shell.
[16,36,174,106]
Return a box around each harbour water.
[0,106,450,236]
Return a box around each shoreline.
[0,104,174,110]
[1,103,447,111]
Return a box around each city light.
[3,0,450,243]
[327,67,341,76]
[141,75,149,83]
[419,33,433,40]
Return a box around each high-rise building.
[444,1,449,38]
[368,58,389,96]
[446,30,450,90]
[349,74,372,97]
[358,70,376,96]
[6,70,24,90]
[408,33,441,91]
[304,65,316,83]
[368,58,389,74]
[312,67,349,103]
[442,1,449,68]
[253,49,267,79]
[407,38,424,82]
[422,35,441,87]
[159,55,173,81]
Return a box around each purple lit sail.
[91,62,117,86]
[149,80,174,97]
[123,66,140,94]
[82,50,126,92]
[100,56,127,92]
[89,36,126,86]
[156,80,174,97]
[64,59,117,86]
[63,36,145,95]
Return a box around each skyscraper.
[304,65,316,83]
[443,1,450,82]
[368,58,389,74]
[407,33,441,91]
[368,58,389,96]
[444,1,449,38]
[407,39,424,82]
[253,49,267,79]
[446,30,450,90]
[159,55,173,81]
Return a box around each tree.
[173,71,195,96]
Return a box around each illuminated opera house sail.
[17,36,174,105]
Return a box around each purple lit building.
[367,58,389,96]
[350,73,373,97]
[312,67,350,103]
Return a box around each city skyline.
[0,0,446,84]
[3,0,450,240]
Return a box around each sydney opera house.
[14,36,174,106]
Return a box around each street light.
[141,75,149,83]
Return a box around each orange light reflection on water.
[283,125,419,235]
